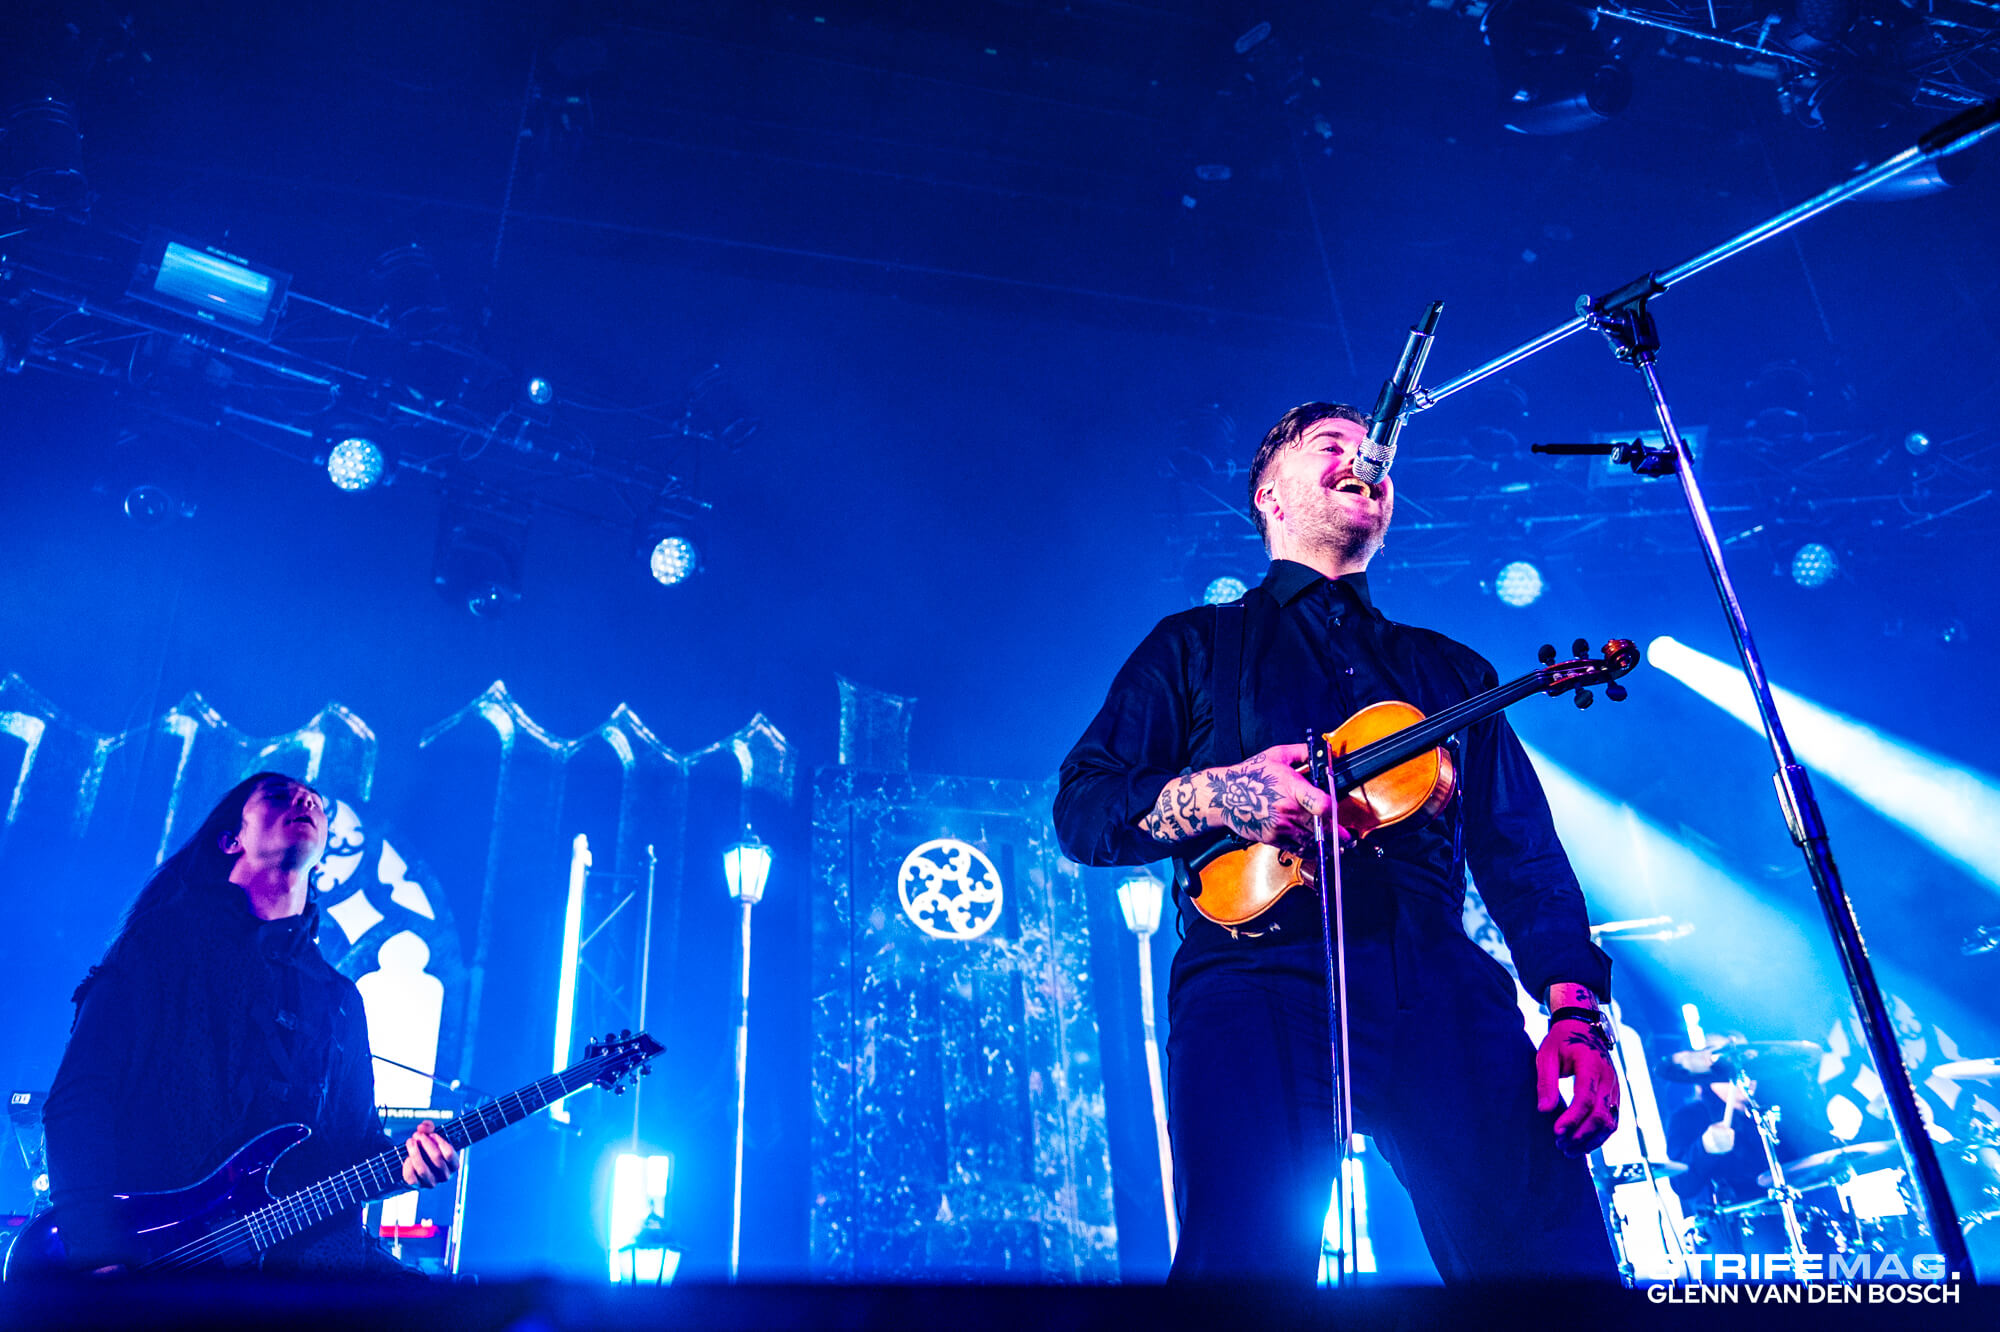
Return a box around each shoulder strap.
[1209,599,1245,767]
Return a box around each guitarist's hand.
[400,1120,458,1188]
[1141,743,1347,853]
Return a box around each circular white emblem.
[897,838,1004,941]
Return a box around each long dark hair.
[112,770,307,941]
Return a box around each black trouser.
[1164,890,1616,1283]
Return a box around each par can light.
[326,437,385,491]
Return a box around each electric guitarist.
[42,773,456,1272]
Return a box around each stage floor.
[0,1276,1988,1330]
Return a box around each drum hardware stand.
[1737,1075,1813,1276]
[1310,731,1359,1285]
[1591,989,1696,1285]
[1402,96,2000,1281]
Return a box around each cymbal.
[1933,1058,2000,1081]
[1760,1140,1899,1189]
[1657,1040,1826,1083]
[1602,1160,1688,1184]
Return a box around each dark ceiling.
[4,0,1997,778]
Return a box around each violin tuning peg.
[1605,683,1628,703]
[1573,689,1595,710]
[1572,637,1591,658]
[1538,643,1557,665]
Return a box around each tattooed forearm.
[1557,1026,1615,1056]
[1140,774,1210,844]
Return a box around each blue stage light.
[1495,561,1544,607]
[1203,576,1248,605]
[1789,542,1839,588]
[1647,636,2000,891]
[1522,741,1840,1021]
[609,1152,679,1284]
[649,535,699,586]
[526,376,554,406]
[327,437,384,491]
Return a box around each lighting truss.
[1426,1,2000,112]
[0,216,734,545]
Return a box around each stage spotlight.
[1904,431,1931,457]
[649,534,699,586]
[122,485,177,528]
[526,376,554,406]
[1494,561,1544,608]
[4,82,87,212]
[1789,542,1839,588]
[369,244,453,337]
[1646,636,2000,891]
[1483,0,1631,135]
[433,499,527,616]
[326,437,385,491]
[1203,576,1248,606]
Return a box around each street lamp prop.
[1117,869,1177,1260]
[722,829,772,1283]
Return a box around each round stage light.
[1495,561,1544,607]
[527,376,554,406]
[327,437,385,491]
[1790,542,1839,588]
[649,535,699,586]
[1203,576,1248,605]
[1904,431,1931,456]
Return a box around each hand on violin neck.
[1139,742,1344,852]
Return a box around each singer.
[1054,403,1620,1283]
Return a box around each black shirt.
[1054,560,1610,1001]
[43,877,394,1269]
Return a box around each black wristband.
[1548,1006,1603,1026]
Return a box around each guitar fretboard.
[242,1056,615,1251]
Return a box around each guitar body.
[1191,700,1456,927]
[3,1123,309,1279]
[3,1031,662,1283]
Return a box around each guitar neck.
[250,1059,608,1249]
[1330,670,1552,792]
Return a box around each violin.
[1187,638,1639,927]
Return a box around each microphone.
[1352,300,1443,487]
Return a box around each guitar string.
[148,1081,548,1269]
[142,1058,629,1270]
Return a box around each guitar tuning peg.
[1605,683,1628,703]
[1573,689,1595,710]
[1538,643,1557,665]
[621,1028,631,1041]
[1572,637,1590,658]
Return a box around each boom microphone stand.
[1404,97,2000,1279]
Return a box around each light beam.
[1646,636,2000,892]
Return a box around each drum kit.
[1656,1042,2000,1264]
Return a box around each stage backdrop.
[0,671,789,1276]
[810,762,1119,1280]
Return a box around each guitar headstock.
[1534,637,1640,710]
[585,1029,663,1094]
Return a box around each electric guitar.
[1189,638,1639,926]
[3,1031,661,1278]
